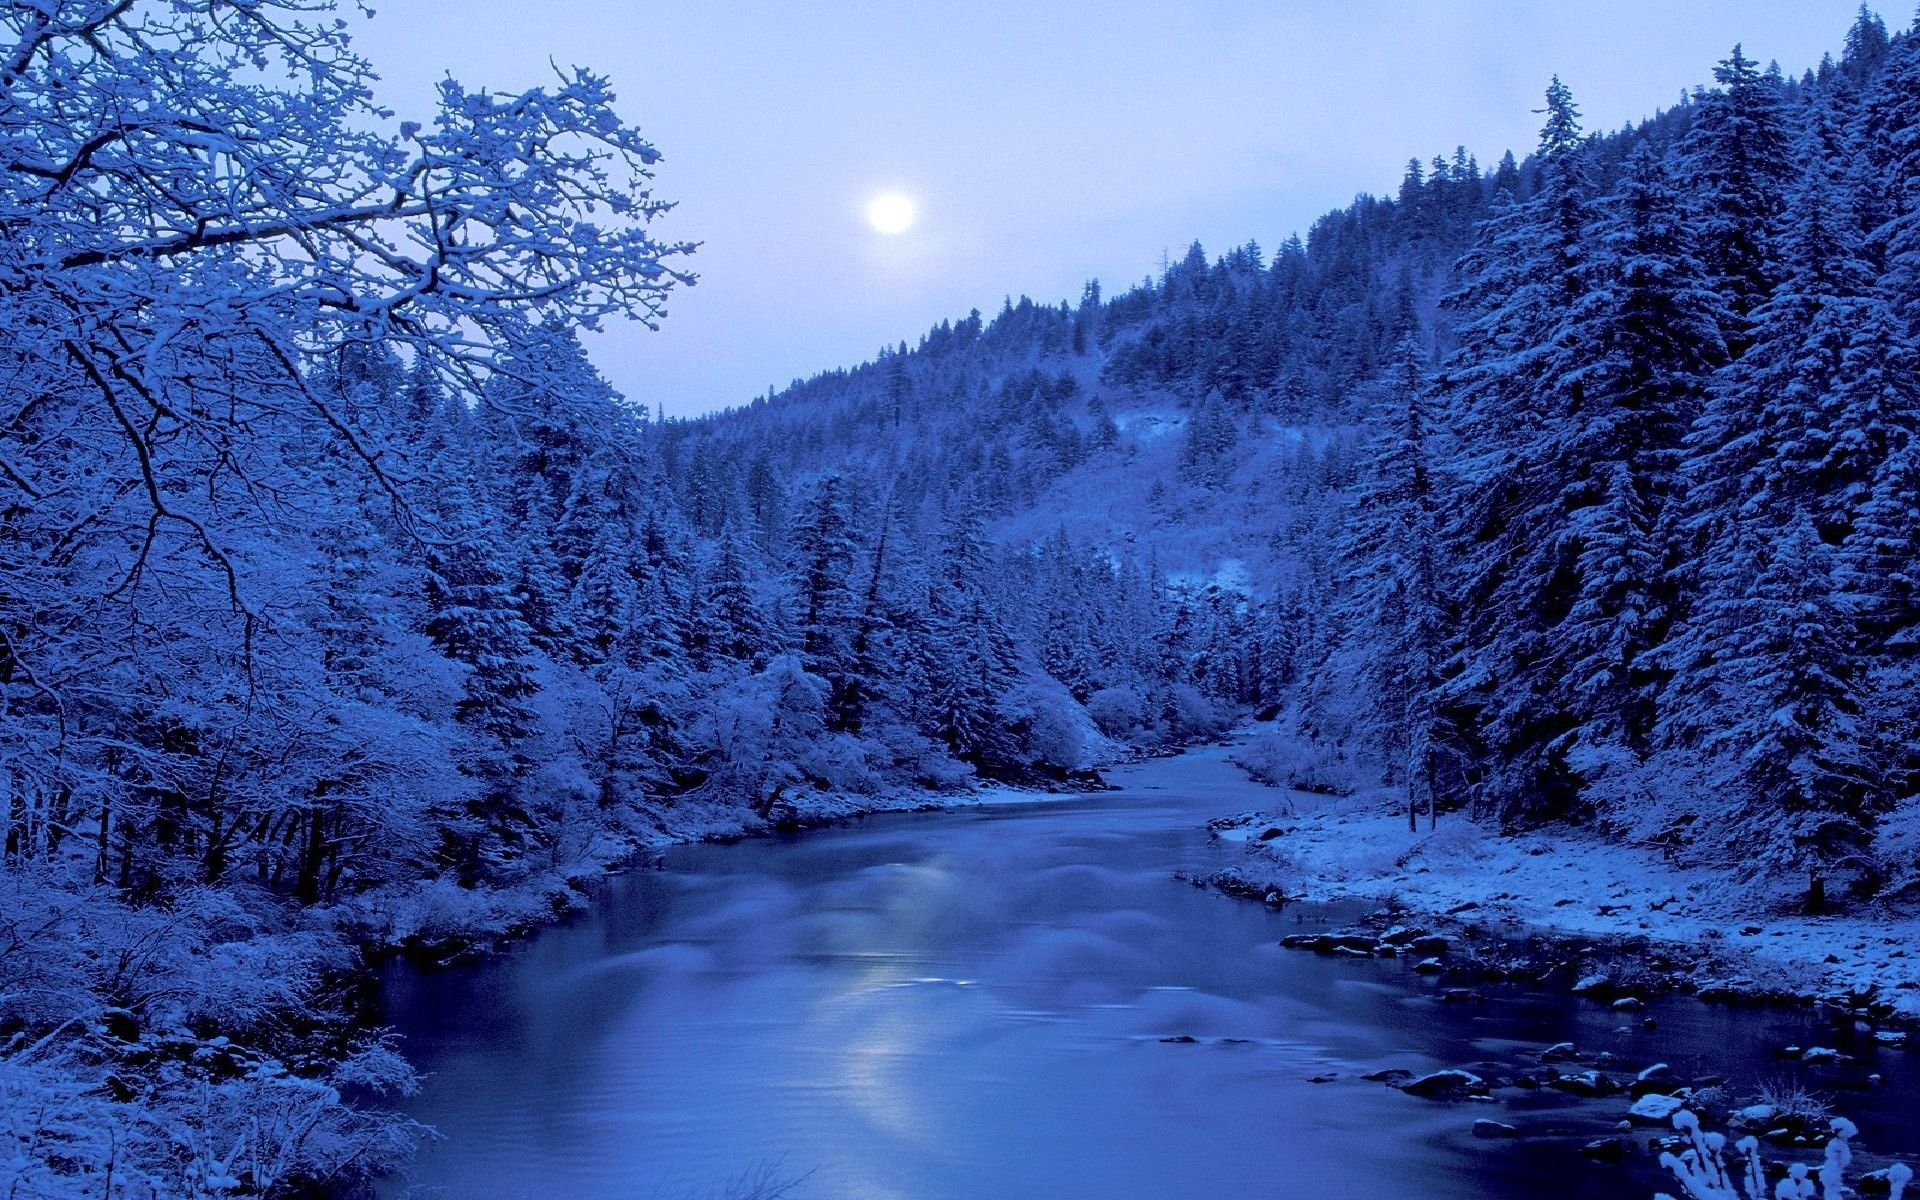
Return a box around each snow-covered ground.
[1210,787,1920,1018]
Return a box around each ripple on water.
[380,752,1920,1200]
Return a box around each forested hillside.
[4,1,1919,1196]
[669,7,1920,914]
[651,153,1495,759]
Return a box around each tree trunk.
[5,783,22,860]
[297,807,325,905]
[95,802,111,885]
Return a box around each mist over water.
[380,746,1919,1200]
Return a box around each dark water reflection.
[379,745,1918,1199]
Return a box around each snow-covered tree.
[1689,522,1887,907]
[1437,76,1601,821]
[1678,45,1795,339]
[1325,341,1449,826]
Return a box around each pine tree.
[1437,77,1600,821]
[694,527,780,668]
[1869,26,1920,334]
[403,354,447,435]
[1843,315,1920,646]
[624,567,693,672]
[1701,523,1886,910]
[311,492,394,700]
[917,504,1020,766]
[842,504,909,729]
[419,462,544,881]
[637,502,699,648]
[884,349,911,428]
[1329,341,1448,827]
[1681,116,1891,553]
[1555,141,1730,749]
[1178,394,1239,485]
[424,555,539,753]
[568,524,640,666]
[1842,3,1891,82]
[789,474,866,727]
[1664,106,1893,808]
[1678,45,1795,342]
[511,534,571,655]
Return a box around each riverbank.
[377,733,1919,1200]
[0,754,1107,1200]
[346,729,1919,1081]
[1201,783,1920,1022]
[334,774,1089,970]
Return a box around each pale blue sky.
[351,2,1871,416]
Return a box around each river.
[378,742,1918,1199]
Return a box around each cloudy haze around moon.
[351,2,1868,417]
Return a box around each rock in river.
[1546,1069,1621,1097]
[1400,1069,1487,1098]
[1628,1093,1687,1124]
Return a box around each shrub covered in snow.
[1086,685,1152,740]
[0,873,421,1198]
[1654,1108,1909,1200]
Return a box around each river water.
[378,742,1917,1199]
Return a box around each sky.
[350,1,1872,417]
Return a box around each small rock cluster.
[1264,908,1920,1042]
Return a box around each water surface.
[380,743,1917,1199]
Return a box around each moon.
[866,191,916,236]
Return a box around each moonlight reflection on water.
[381,744,1918,1200]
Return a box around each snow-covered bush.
[1086,685,1152,740]
[1000,675,1109,772]
[1163,682,1232,741]
[0,871,420,1198]
[688,656,969,808]
[1655,1108,1909,1200]
[1419,813,1487,860]
[691,656,832,812]
[0,1040,419,1200]
[1752,1081,1833,1128]
[1279,741,1362,797]
[1230,729,1296,789]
